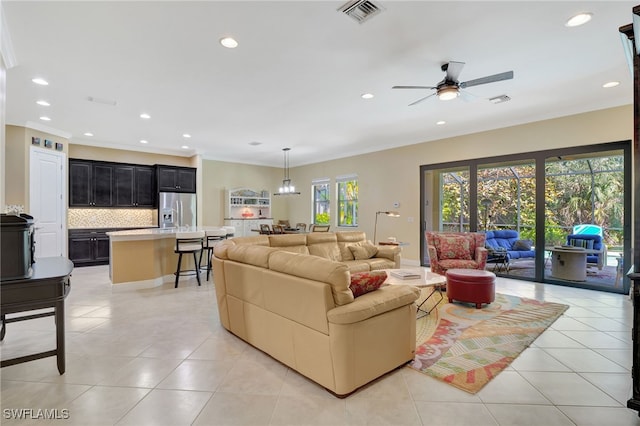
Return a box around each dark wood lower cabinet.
[68,229,114,267]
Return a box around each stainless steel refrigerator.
[158,192,197,228]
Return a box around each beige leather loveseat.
[212,232,420,396]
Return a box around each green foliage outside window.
[338,179,358,227]
[315,212,330,225]
[313,182,330,225]
[439,155,624,248]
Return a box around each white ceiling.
[3,1,636,168]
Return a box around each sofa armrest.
[375,245,400,260]
[475,246,488,269]
[375,245,402,268]
[327,285,420,325]
[427,245,438,263]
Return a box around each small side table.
[384,268,446,317]
[488,252,508,273]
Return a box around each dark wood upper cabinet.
[69,160,113,207]
[93,164,114,207]
[70,160,157,208]
[114,166,135,207]
[114,165,156,207]
[157,165,196,193]
[69,161,92,206]
[134,166,156,206]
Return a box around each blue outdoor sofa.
[484,230,535,271]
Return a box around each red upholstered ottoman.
[445,269,496,309]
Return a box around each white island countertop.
[107,226,229,242]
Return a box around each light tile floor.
[2,265,640,425]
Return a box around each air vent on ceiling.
[489,95,511,104]
[338,0,384,24]
[87,96,117,106]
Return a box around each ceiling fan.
[392,61,514,106]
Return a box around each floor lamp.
[374,211,400,244]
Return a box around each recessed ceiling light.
[603,81,620,88]
[36,100,50,106]
[565,12,592,27]
[361,93,374,99]
[248,141,262,146]
[39,116,51,121]
[32,78,48,85]
[182,133,191,138]
[140,139,148,144]
[181,145,189,149]
[436,120,446,125]
[140,113,151,119]
[84,132,94,137]
[220,37,238,48]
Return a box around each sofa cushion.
[435,234,472,260]
[568,238,595,250]
[268,250,353,306]
[307,232,342,261]
[349,243,378,260]
[226,245,277,268]
[349,271,387,297]
[336,231,369,260]
[268,234,310,254]
[513,239,533,251]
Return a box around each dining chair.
[295,223,307,231]
[259,224,272,234]
[277,220,290,228]
[311,224,330,232]
[272,224,285,234]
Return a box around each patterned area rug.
[409,293,569,394]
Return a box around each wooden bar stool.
[174,230,205,288]
[199,228,227,281]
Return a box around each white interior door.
[30,147,66,258]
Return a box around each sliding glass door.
[543,152,625,291]
[420,142,631,294]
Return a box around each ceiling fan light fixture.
[437,86,459,101]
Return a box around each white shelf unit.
[225,188,272,237]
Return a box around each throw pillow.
[569,238,594,250]
[349,271,387,297]
[349,243,379,260]
[513,239,533,251]
[436,235,472,260]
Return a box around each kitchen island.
[107,226,228,284]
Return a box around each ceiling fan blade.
[408,93,436,106]
[444,61,465,82]
[459,71,513,88]
[392,85,436,90]
[459,90,484,103]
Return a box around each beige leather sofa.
[217,231,401,272]
[212,232,420,396]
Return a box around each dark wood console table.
[0,257,73,374]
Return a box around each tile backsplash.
[68,209,157,229]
